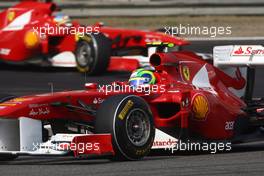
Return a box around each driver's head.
[129,68,156,88]
[53,13,70,25]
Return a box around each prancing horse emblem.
[182,66,190,81]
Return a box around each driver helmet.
[129,68,156,88]
[53,13,70,25]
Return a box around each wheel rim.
[77,43,93,67]
[126,109,151,147]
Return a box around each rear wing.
[214,45,264,68]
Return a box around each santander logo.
[233,47,244,54]
[232,45,264,56]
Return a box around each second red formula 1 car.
[0,0,188,75]
[0,44,264,161]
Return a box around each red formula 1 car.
[0,0,188,75]
[0,44,264,161]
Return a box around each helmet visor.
[129,77,150,87]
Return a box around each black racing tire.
[234,116,252,136]
[0,94,16,103]
[75,33,111,75]
[95,94,155,161]
[0,154,18,161]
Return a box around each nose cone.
[0,30,41,62]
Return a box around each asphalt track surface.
[0,40,264,176]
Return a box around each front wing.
[0,117,177,159]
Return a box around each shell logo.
[192,94,209,120]
[24,31,40,49]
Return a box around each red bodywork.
[72,134,114,157]
[0,50,247,140]
[0,1,188,71]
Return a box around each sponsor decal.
[0,103,17,106]
[11,98,32,102]
[225,121,234,131]
[257,108,264,113]
[152,139,177,148]
[79,34,92,42]
[0,48,11,55]
[233,46,243,55]
[7,11,15,22]
[135,148,149,156]
[182,65,190,81]
[232,45,264,56]
[29,104,49,108]
[118,100,134,120]
[0,98,32,107]
[135,142,153,156]
[192,94,209,120]
[145,37,163,43]
[93,98,104,104]
[29,107,50,116]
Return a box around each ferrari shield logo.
[7,11,15,22]
[182,66,190,81]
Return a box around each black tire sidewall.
[75,33,111,75]
[0,154,18,161]
[76,40,95,70]
[95,95,155,160]
[75,35,96,72]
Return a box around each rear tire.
[75,33,111,75]
[95,95,155,160]
[0,154,18,161]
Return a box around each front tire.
[95,95,155,160]
[75,33,111,75]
